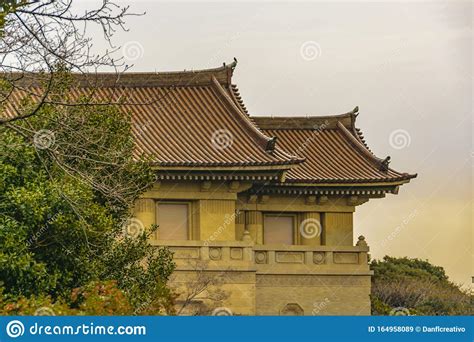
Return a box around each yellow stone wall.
[323,212,354,246]
[170,269,256,315]
[198,200,236,241]
[134,181,373,315]
[256,275,371,315]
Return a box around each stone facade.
[134,180,374,316]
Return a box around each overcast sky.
[80,1,472,285]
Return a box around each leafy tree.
[0,1,175,315]
[0,280,173,316]
[0,71,175,314]
[371,256,472,315]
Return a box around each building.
[124,61,416,315]
[5,61,416,315]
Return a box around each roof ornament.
[356,235,368,247]
[265,136,277,153]
[231,57,238,69]
[380,156,391,171]
[352,106,359,117]
[223,58,238,69]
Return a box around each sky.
[79,0,472,286]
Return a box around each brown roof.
[2,62,303,169]
[253,112,417,184]
[3,63,416,185]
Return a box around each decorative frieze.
[249,187,397,196]
[333,252,359,264]
[171,247,200,259]
[228,181,240,191]
[255,251,267,264]
[275,252,304,264]
[201,181,212,192]
[347,195,359,206]
[209,247,222,260]
[156,174,280,181]
[230,248,244,260]
[318,195,329,205]
[313,252,325,264]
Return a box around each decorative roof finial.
[380,156,391,171]
[229,57,238,69]
[352,106,359,116]
[265,136,277,152]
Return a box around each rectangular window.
[156,202,189,240]
[263,214,295,245]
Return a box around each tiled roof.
[2,62,303,169]
[2,63,416,185]
[253,112,417,184]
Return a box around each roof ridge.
[1,60,238,88]
[336,121,390,172]
[252,111,355,130]
[210,76,303,164]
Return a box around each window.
[263,214,295,245]
[156,202,189,240]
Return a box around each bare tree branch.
[0,0,143,124]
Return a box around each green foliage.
[0,281,136,315]
[371,256,449,283]
[371,256,472,315]
[0,70,175,314]
[101,231,176,314]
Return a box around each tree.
[0,0,139,125]
[0,72,175,313]
[0,1,177,315]
[174,260,230,316]
[371,256,472,315]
